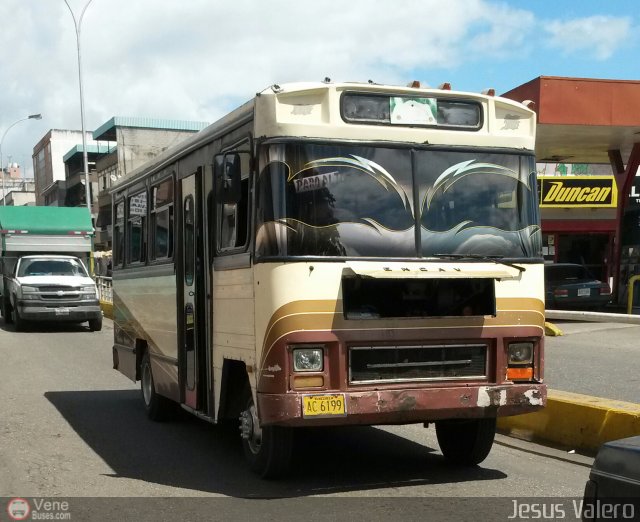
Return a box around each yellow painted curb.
[498,390,640,452]
[544,321,563,336]
[100,300,113,320]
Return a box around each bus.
[111,81,545,478]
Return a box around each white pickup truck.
[3,255,102,332]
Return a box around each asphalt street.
[0,316,614,520]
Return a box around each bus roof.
[112,81,536,193]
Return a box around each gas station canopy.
[502,76,640,164]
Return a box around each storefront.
[620,175,640,303]
[502,76,640,304]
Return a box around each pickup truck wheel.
[141,351,174,421]
[13,306,25,332]
[239,387,293,479]
[89,315,103,332]
[435,417,496,466]
[2,296,13,324]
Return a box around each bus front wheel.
[239,390,293,479]
[435,417,496,466]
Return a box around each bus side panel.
[212,266,256,417]
[112,268,179,400]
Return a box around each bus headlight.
[508,342,534,365]
[292,346,324,372]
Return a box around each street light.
[64,0,93,217]
[0,113,42,206]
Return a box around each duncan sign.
[538,176,617,208]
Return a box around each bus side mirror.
[214,153,241,204]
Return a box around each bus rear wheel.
[435,417,496,466]
[239,389,293,479]
[140,351,174,421]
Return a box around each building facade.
[91,117,208,249]
[32,129,96,207]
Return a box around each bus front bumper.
[258,383,546,427]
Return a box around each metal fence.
[95,276,112,303]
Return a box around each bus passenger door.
[180,173,205,411]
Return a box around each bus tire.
[239,389,293,479]
[140,351,173,422]
[435,417,496,466]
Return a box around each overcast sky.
[0,0,638,178]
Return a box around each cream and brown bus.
[111,81,545,478]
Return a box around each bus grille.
[349,344,487,384]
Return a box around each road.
[0,317,599,521]
[545,320,640,403]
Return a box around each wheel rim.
[142,362,152,406]
[239,398,262,455]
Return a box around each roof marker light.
[482,88,496,96]
[407,80,421,88]
[438,82,451,90]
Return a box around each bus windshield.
[256,142,541,259]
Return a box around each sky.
[0,0,638,178]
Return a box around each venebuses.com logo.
[6,498,30,521]
[6,497,72,520]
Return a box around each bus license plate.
[577,288,591,297]
[55,308,70,316]
[302,394,346,418]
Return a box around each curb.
[500,311,640,452]
[546,309,640,324]
[498,390,640,452]
[100,300,113,320]
[544,321,563,336]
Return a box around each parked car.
[544,263,611,311]
[582,436,640,520]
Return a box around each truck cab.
[3,255,102,331]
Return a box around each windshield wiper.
[430,253,526,273]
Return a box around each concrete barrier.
[498,390,640,452]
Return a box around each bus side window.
[127,190,148,264]
[150,178,174,261]
[113,200,125,267]
[217,151,250,252]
